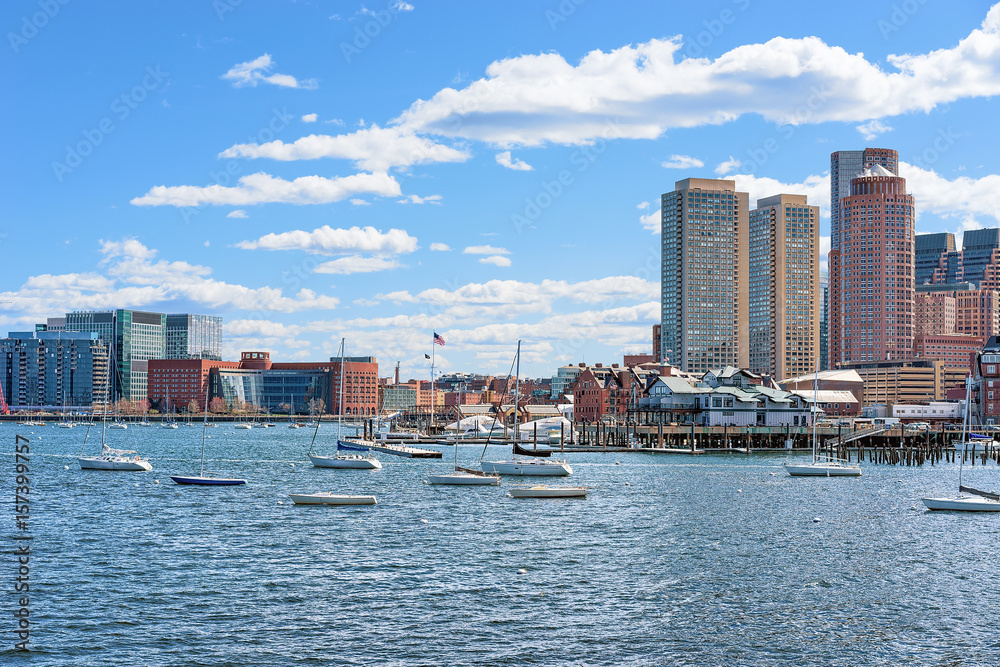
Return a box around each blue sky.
[3,0,1000,380]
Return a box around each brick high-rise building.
[828,161,915,367]
[660,178,749,374]
[748,194,820,380]
[830,148,898,253]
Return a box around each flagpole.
[430,334,435,432]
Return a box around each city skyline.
[4,1,1000,379]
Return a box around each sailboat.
[288,396,303,428]
[923,377,1000,511]
[427,438,500,485]
[308,338,382,470]
[160,387,179,429]
[79,332,153,471]
[480,340,573,477]
[784,359,861,477]
[170,391,246,486]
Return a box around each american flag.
[433,332,445,346]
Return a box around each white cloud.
[495,151,533,171]
[716,169,831,219]
[350,198,371,206]
[430,242,451,252]
[463,245,510,255]
[301,113,318,123]
[314,256,403,274]
[856,119,893,140]
[391,1,414,10]
[227,209,248,219]
[902,160,1000,227]
[222,54,317,89]
[480,255,512,267]
[131,171,401,207]
[636,201,650,210]
[219,125,470,171]
[661,154,704,169]
[5,238,339,318]
[236,225,418,255]
[640,210,659,233]
[393,6,1000,146]
[714,156,741,174]
[398,194,443,204]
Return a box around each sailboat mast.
[338,338,345,437]
[812,357,819,462]
[514,339,521,443]
[200,385,209,477]
[960,375,971,488]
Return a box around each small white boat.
[509,485,587,498]
[59,422,76,429]
[922,494,1000,512]
[234,422,253,430]
[784,460,862,477]
[952,438,995,454]
[160,421,179,430]
[288,493,376,505]
[482,459,573,476]
[109,421,128,430]
[79,446,153,471]
[309,453,382,470]
[428,470,500,485]
[923,377,1000,512]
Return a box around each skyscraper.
[65,310,166,402]
[165,314,222,360]
[914,232,956,286]
[660,178,749,374]
[830,148,898,251]
[828,162,915,367]
[748,194,820,380]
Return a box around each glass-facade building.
[166,314,222,360]
[212,367,331,416]
[65,310,165,402]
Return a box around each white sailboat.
[160,387,179,429]
[428,438,500,485]
[784,359,861,477]
[79,332,152,471]
[481,340,573,477]
[308,338,381,470]
[509,485,587,498]
[924,376,1000,511]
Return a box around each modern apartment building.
[0,331,108,410]
[747,194,820,380]
[660,178,749,374]
[827,162,915,367]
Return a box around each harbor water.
[4,423,1000,666]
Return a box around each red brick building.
[913,334,984,373]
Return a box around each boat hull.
[78,456,153,471]
[427,472,500,485]
[510,486,587,498]
[784,462,861,477]
[482,460,573,476]
[309,454,382,469]
[288,493,376,505]
[922,495,1000,511]
[170,476,246,485]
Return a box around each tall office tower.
[747,195,821,380]
[65,310,166,402]
[830,148,898,252]
[661,178,749,374]
[828,163,915,367]
[820,274,829,371]
[165,314,223,360]
[914,232,956,286]
[958,228,1000,287]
